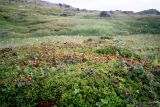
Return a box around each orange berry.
[27,77,32,81]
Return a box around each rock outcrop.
[100,11,112,17]
[137,9,160,15]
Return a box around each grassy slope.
[0,2,160,40]
[0,1,160,107]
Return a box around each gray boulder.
[100,11,112,17]
[60,13,68,17]
[0,32,9,37]
[14,13,25,17]
[60,13,74,17]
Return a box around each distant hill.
[3,0,74,9]
[0,0,80,18]
[0,0,160,39]
[20,0,60,7]
[137,9,160,15]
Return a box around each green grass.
[0,1,160,41]
[0,1,160,107]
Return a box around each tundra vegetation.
[0,0,160,107]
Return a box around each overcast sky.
[44,0,160,12]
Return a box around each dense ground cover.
[0,36,160,107]
[0,1,160,107]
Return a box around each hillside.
[0,1,160,107]
[0,0,160,41]
[137,9,160,15]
